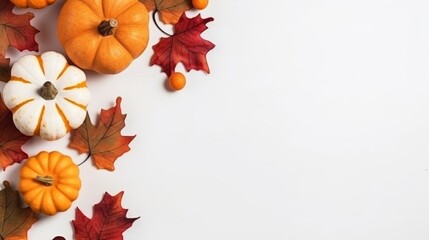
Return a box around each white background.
[2,0,429,239]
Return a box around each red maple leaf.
[0,94,31,170]
[68,97,135,171]
[73,191,139,240]
[151,13,215,76]
[0,0,39,82]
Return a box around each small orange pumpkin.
[57,0,149,74]
[10,0,55,9]
[19,151,81,215]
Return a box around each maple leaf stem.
[152,10,173,36]
[77,154,91,167]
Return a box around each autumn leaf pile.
[0,0,39,82]
[0,0,215,239]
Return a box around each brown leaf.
[0,57,10,83]
[69,97,135,171]
[0,181,38,240]
[73,191,139,240]
[0,1,39,83]
[151,13,215,76]
[0,94,31,170]
[140,0,192,24]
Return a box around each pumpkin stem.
[98,19,118,36]
[40,81,58,100]
[35,175,53,186]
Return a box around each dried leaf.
[73,191,139,240]
[0,94,31,170]
[140,0,192,24]
[0,1,39,82]
[0,57,10,83]
[0,181,38,240]
[151,13,215,76]
[69,97,135,171]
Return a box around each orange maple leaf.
[0,181,38,240]
[0,94,31,170]
[140,0,192,24]
[68,97,135,171]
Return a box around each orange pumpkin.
[57,0,149,74]
[10,0,55,9]
[19,151,81,215]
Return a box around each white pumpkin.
[2,51,90,141]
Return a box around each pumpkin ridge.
[19,179,37,193]
[12,61,45,85]
[36,151,50,172]
[63,97,87,110]
[91,37,134,73]
[36,55,45,75]
[45,152,57,174]
[57,179,80,191]
[63,28,100,46]
[91,37,105,69]
[33,105,45,136]
[22,187,44,203]
[52,163,72,180]
[41,190,54,214]
[113,24,148,27]
[63,81,87,90]
[56,183,78,199]
[20,169,39,184]
[55,103,71,131]
[113,1,140,20]
[110,36,135,59]
[48,151,62,172]
[75,0,103,18]
[51,165,65,177]
[24,158,44,176]
[10,76,31,83]
[113,5,149,56]
[50,188,67,211]
[57,162,78,177]
[52,185,68,200]
[56,63,70,80]
[104,0,136,19]
[10,98,34,113]
[32,188,45,211]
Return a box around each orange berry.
[169,72,186,91]
[192,0,208,10]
